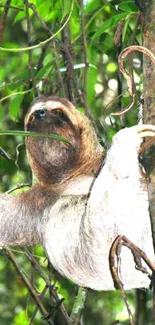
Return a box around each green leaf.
[0,130,70,143]
[8,94,24,121]
[85,0,99,13]
[0,104,4,120]
[13,10,26,24]
[37,0,52,20]
[118,1,139,12]
[35,62,52,80]
[7,70,33,91]
[101,34,114,50]
[87,66,98,106]
[122,16,131,42]
[92,12,129,41]
[61,0,71,21]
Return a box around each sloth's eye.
[52,109,70,123]
[34,109,46,120]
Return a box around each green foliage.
[0,0,151,324]
[92,12,129,41]
[0,130,70,143]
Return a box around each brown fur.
[25,96,104,190]
[0,96,104,247]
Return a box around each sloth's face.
[24,96,103,186]
[24,97,82,185]
[25,97,81,143]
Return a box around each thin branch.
[110,235,155,325]
[70,287,88,325]
[24,0,37,97]
[112,45,155,116]
[29,285,49,324]
[80,0,90,118]
[79,0,101,140]
[22,247,54,289]
[111,95,135,116]
[36,43,48,72]
[114,19,125,47]
[29,2,65,96]
[6,183,31,194]
[0,5,23,11]
[2,248,54,325]
[0,0,75,53]
[61,26,74,101]
[118,46,155,95]
[0,89,32,103]
[0,0,11,45]
[0,146,12,160]
[114,19,126,127]
[73,5,105,43]
[22,248,72,325]
[0,130,70,144]
[128,13,142,102]
[109,236,135,325]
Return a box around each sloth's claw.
[137,124,155,138]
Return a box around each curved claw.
[137,124,155,138]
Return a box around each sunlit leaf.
[9,94,24,121]
[118,1,139,12]
[61,0,71,21]
[0,130,70,143]
[92,12,130,41]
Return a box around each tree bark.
[142,0,155,250]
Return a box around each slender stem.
[24,0,37,97]
[70,287,88,325]
[3,248,54,324]
[81,0,89,118]
[29,3,65,96]
[0,0,11,45]
[22,248,72,325]
[0,0,75,52]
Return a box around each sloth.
[0,96,155,290]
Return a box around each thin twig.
[102,90,127,114]
[22,247,53,288]
[80,0,90,119]
[29,2,65,96]
[109,236,135,325]
[0,146,12,160]
[24,0,37,97]
[128,13,142,102]
[111,94,135,116]
[22,248,72,325]
[0,0,11,45]
[61,25,74,101]
[2,248,54,325]
[80,0,101,140]
[6,183,31,194]
[0,5,23,11]
[0,0,75,53]
[110,235,155,325]
[70,287,88,325]
[114,19,126,127]
[114,19,125,46]
[29,285,48,324]
[112,45,155,116]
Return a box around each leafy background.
[0,0,152,324]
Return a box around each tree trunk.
[142,0,155,250]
